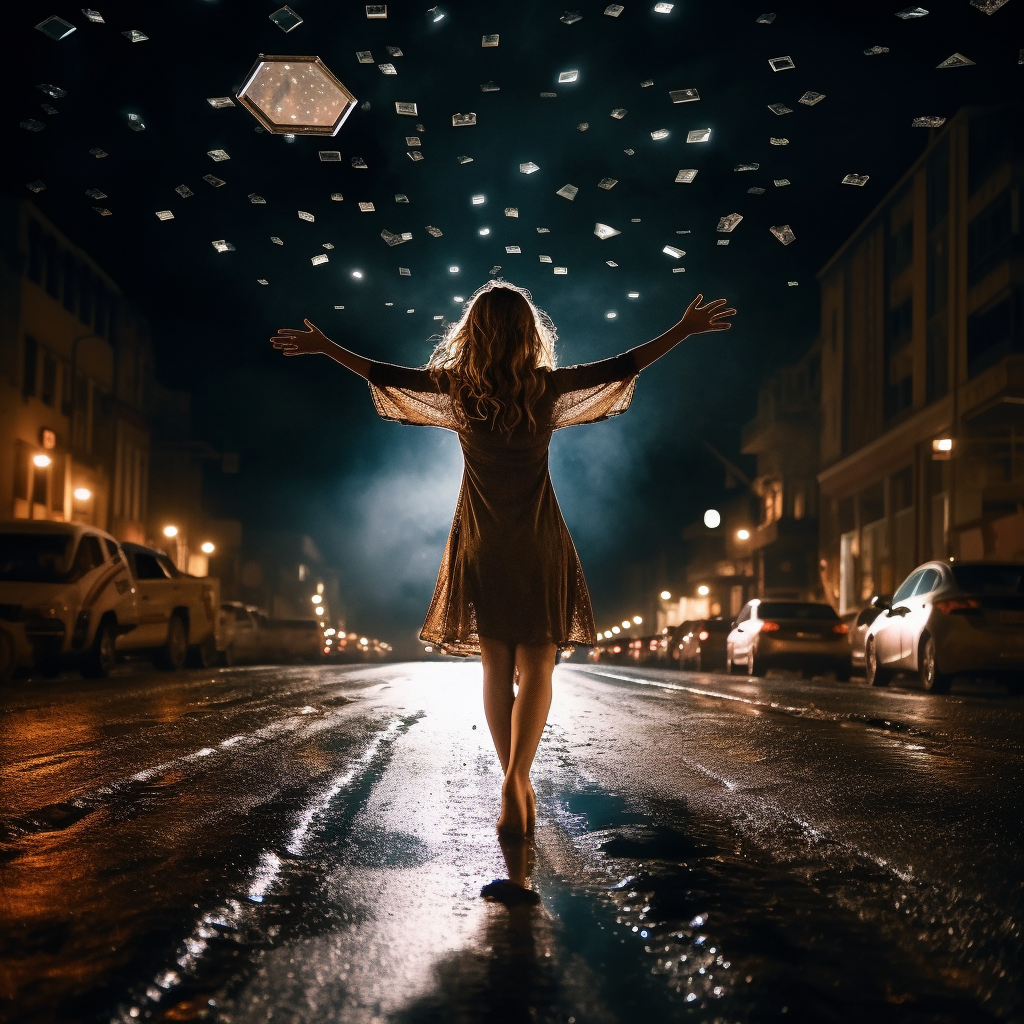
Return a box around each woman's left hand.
[270,319,331,356]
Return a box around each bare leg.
[480,637,515,771]
[498,643,555,836]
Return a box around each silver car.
[726,600,852,679]
[865,561,1024,694]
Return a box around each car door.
[876,570,923,664]
[729,604,754,661]
[903,567,941,661]
[127,551,174,646]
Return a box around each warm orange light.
[832,622,850,634]
[32,453,52,468]
[698,630,709,641]
[73,487,92,501]
[935,598,980,614]
[163,525,178,538]
[697,585,710,596]
[200,541,215,554]
[760,620,780,632]
[932,438,953,452]
[736,528,750,540]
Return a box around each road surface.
[1,661,1021,1024]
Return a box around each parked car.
[219,602,325,665]
[0,617,33,683]
[588,638,627,664]
[627,634,662,665]
[677,617,730,671]
[726,599,851,679]
[849,600,887,673]
[665,621,697,668]
[865,561,1024,693]
[0,521,220,678]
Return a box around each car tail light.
[759,621,780,632]
[612,645,621,653]
[832,623,849,634]
[935,598,981,614]
[698,630,709,641]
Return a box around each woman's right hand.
[270,319,331,356]
[677,294,736,336]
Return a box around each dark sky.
[11,0,1019,648]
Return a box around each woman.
[271,283,734,838]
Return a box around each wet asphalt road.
[1,661,1021,1024]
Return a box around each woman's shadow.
[390,837,565,1024]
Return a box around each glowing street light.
[73,487,92,501]
[660,590,672,600]
[200,541,215,554]
[32,453,52,468]
[704,508,721,529]
[163,525,178,538]
[933,437,953,452]
[315,605,325,616]
[611,626,621,634]
[352,270,364,279]
[697,584,710,596]
[633,615,642,624]
[621,620,631,629]
[736,528,750,540]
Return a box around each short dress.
[367,352,640,655]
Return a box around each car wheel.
[0,631,16,684]
[866,639,888,687]
[919,634,951,694]
[748,647,765,677]
[187,635,219,669]
[157,615,188,671]
[81,618,117,679]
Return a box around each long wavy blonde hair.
[427,280,558,436]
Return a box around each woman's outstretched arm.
[628,294,735,371]
[270,320,372,379]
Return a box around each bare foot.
[497,777,528,836]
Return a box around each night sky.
[11,0,1019,648]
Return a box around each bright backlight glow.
[163,525,178,538]
[32,453,52,468]
[736,528,750,540]
[73,487,92,501]
[315,605,325,615]
[703,508,721,528]
[478,227,490,235]
[352,270,363,278]
[633,615,642,624]
[201,541,215,554]
[660,590,671,600]
[611,626,620,634]
[697,584,710,596]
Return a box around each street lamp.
[163,525,178,538]
[736,528,750,540]
[73,487,92,501]
[660,590,671,600]
[32,453,52,468]
[200,541,215,554]
[704,509,721,529]
[611,626,620,634]
[697,585,710,596]
[315,605,325,616]
[621,620,631,629]
[633,615,642,624]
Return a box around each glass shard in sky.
[798,91,825,105]
[717,213,743,232]
[770,224,796,244]
[269,6,302,31]
[686,128,711,142]
[670,88,699,103]
[936,53,975,67]
[842,173,870,186]
[912,115,945,127]
[768,55,795,71]
[594,223,621,239]
[237,56,357,136]
[36,16,77,40]
[675,168,697,182]
[895,6,929,17]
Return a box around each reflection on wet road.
[1,662,1020,1023]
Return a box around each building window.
[885,299,914,420]
[79,266,93,327]
[41,351,57,407]
[887,220,913,279]
[44,235,60,299]
[62,251,77,313]
[926,322,949,401]
[969,109,1010,194]
[926,237,947,318]
[61,363,72,416]
[27,219,44,283]
[967,191,1011,287]
[967,288,1023,377]
[927,139,949,230]
[22,336,38,397]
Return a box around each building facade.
[817,104,1023,613]
[0,198,153,541]
[741,342,822,601]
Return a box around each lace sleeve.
[549,352,639,429]
[366,362,460,429]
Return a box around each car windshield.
[951,565,1024,594]
[702,619,731,632]
[758,602,839,621]
[0,533,74,583]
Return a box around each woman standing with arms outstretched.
[272,283,734,838]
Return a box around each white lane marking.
[113,715,407,1023]
[573,667,808,714]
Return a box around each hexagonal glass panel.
[236,55,356,136]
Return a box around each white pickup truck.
[0,520,220,678]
